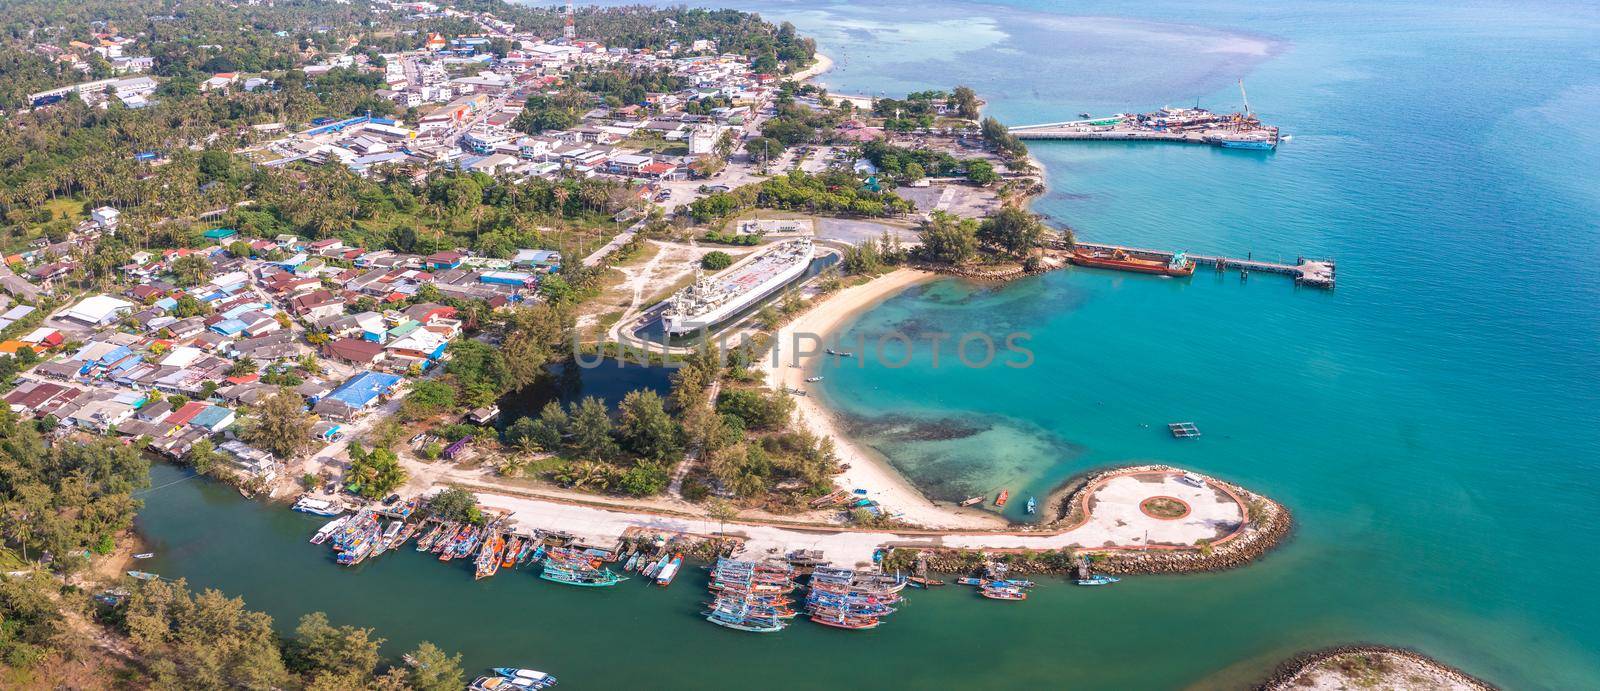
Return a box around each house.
[4,381,75,415]
[512,249,561,270]
[402,303,456,324]
[19,328,64,350]
[219,440,280,481]
[424,251,464,270]
[61,295,135,326]
[163,401,208,428]
[188,405,236,432]
[289,290,344,321]
[321,338,387,366]
[203,227,238,241]
[313,371,402,420]
[385,329,449,361]
[91,206,122,229]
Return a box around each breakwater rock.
[1255,645,1497,691]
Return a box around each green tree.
[401,641,465,691]
[618,461,669,496]
[427,487,482,525]
[950,85,981,120]
[400,380,457,421]
[965,159,1000,185]
[288,611,383,683]
[616,390,682,462]
[700,251,733,271]
[241,390,313,459]
[169,253,213,287]
[977,207,1045,257]
[567,396,619,460]
[916,211,979,264]
[346,444,406,499]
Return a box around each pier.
[1011,84,1280,150]
[1062,240,1336,288]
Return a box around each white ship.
[663,238,814,335]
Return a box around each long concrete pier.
[1068,241,1336,288]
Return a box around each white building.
[61,295,135,326]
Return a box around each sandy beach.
[788,51,834,84]
[764,269,1004,530]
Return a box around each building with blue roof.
[314,371,403,420]
[211,319,247,336]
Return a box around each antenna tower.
[564,0,576,41]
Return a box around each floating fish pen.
[1168,422,1202,439]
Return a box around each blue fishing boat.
[539,565,625,587]
[1026,496,1037,514]
[1075,574,1121,586]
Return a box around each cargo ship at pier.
[662,238,814,335]
[1070,248,1195,277]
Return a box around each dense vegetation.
[689,169,915,223]
[0,409,148,573]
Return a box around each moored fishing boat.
[310,516,349,545]
[994,490,1010,507]
[1026,496,1038,514]
[492,668,559,688]
[292,495,344,516]
[476,533,506,580]
[127,570,159,580]
[623,553,640,572]
[654,553,683,587]
[980,584,1028,601]
[415,523,444,552]
[1070,248,1196,277]
[1075,574,1121,586]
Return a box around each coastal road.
[464,469,1246,566]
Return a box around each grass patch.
[0,547,30,571]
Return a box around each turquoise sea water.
[133,1,1600,688]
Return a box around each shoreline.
[763,268,1004,530]
[788,51,834,84]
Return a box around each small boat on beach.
[1075,574,1122,586]
[994,490,1010,508]
[132,552,155,559]
[127,570,159,581]
[958,496,984,507]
